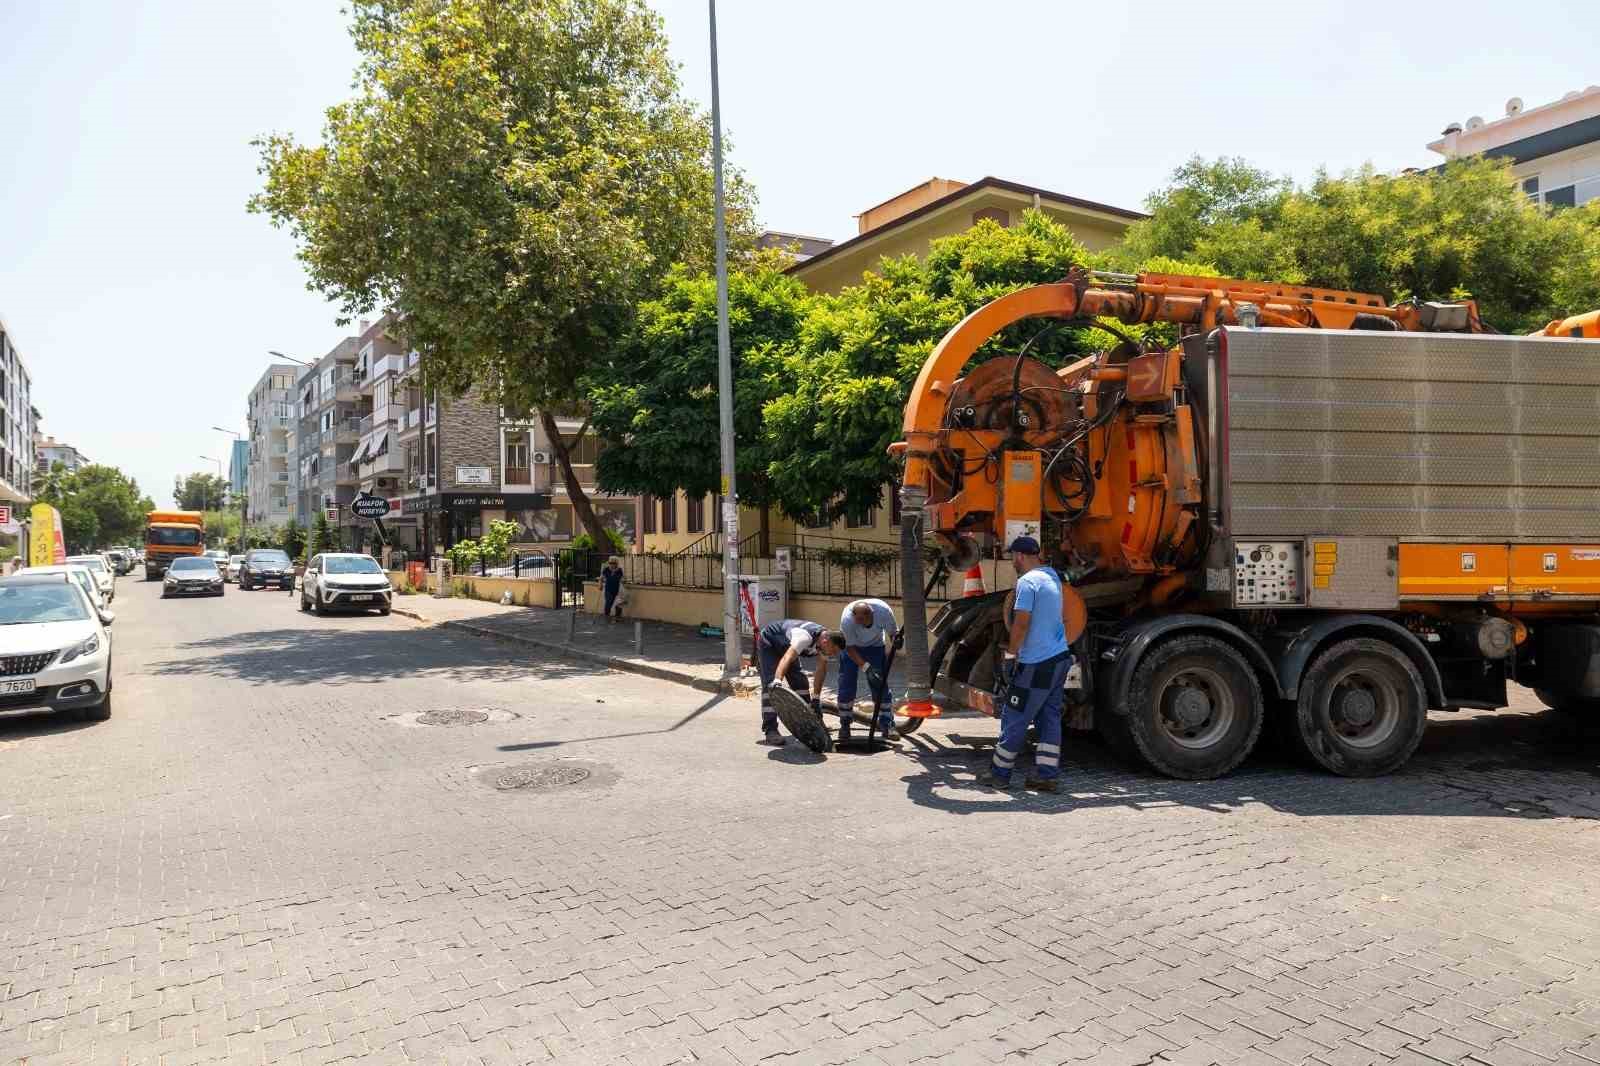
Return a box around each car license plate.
[349,594,374,602]
[0,679,36,694]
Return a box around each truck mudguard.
[1099,613,1283,715]
[1273,614,1445,708]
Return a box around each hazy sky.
[3,0,1595,510]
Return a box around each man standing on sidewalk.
[978,536,1072,793]
[755,618,837,746]
[834,598,897,740]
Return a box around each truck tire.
[1119,634,1264,779]
[1290,638,1427,777]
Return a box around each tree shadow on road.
[140,626,591,687]
[892,707,1600,821]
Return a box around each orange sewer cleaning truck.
[144,510,205,579]
[891,269,1600,781]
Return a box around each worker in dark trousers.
[755,618,837,745]
[978,536,1072,793]
[835,598,898,740]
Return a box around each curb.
[390,604,756,696]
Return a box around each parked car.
[64,554,115,604]
[225,555,245,583]
[162,556,224,598]
[25,564,106,611]
[238,548,294,590]
[105,549,131,575]
[300,553,392,615]
[204,550,230,572]
[0,572,114,721]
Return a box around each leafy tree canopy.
[592,258,810,508]
[250,0,756,544]
[1116,154,1600,332]
[174,472,228,512]
[36,462,155,551]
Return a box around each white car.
[0,573,114,721]
[64,554,116,604]
[300,553,393,615]
[225,555,245,583]
[25,564,106,611]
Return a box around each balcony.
[504,466,531,486]
[359,414,373,436]
[336,417,360,443]
[274,471,291,484]
[335,463,357,484]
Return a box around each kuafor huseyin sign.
[350,493,392,520]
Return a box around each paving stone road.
[2,577,1599,1065]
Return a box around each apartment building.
[293,336,362,545]
[227,439,249,499]
[0,316,38,506]
[245,364,299,526]
[1429,86,1600,208]
[35,435,86,476]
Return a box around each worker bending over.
[755,618,838,746]
[978,536,1072,793]
[836,597,897,740]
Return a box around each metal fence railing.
[609,537,954,603]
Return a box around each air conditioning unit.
[531,450,551,464]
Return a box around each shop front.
[402,491,553,560]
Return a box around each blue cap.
[1007,535,1041,555]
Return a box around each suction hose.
[898,484,938,717]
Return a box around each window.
[504,432,530,485]
[846,502,877,529]
[890,484,902,526]
[714,494,724,533]
[1545,184,1576,208]
[641,494,656,534]
[1522,175,1541,199]
[660,494,677,533]
[687,494,705,533]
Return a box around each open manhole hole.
[417,709,490,727]
[493,765,592,791]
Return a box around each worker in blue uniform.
[978,536,1072,793]
[835,598,898,740]
[755,618,837,745]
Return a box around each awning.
[349,437,372,465]
[369,429,389,459]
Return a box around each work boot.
[975,768,1013,790]
[759,731,785,747]
[875,714,897,739]
[1024,774,1059,794]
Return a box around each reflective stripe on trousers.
[990,652,1071,781]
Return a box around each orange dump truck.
[893,270,1600,780]
[144,510,205,579]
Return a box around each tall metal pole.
[709,0,741,675]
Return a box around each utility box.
[737,573,788,636]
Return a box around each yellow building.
[639,176,1143,557]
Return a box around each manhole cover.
[494,765,592,791]
[417,709,489,726]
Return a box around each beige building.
[1428,86,1600,208]
[640,175,1143,556]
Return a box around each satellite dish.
[1465,116,1485,130]
[1442,122,1464,135]
[1506,97,1523,116]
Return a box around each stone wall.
[437,385,503,488]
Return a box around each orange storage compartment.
[1397,544,1508,600]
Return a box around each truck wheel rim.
[1158,666,1235,749]
[1326,671,1399,749]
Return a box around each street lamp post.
[213,425,248,542]
[708,0,740,676]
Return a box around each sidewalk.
[388,593,915,705]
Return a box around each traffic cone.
[962,562,986,597]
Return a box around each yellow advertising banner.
[28,503,65,566]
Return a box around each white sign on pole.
[455,465,492,485]
[775,547,792,573]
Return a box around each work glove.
[1000,655,1019,686]
[866,668,886,690]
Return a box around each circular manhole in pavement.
[493,764,592,791]
[417,709,490,727]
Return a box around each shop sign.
[455,465,493,485]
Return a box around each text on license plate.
[348,594,374,602]
[0,679,37,694]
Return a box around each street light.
[267,350,315,367]
[708,0,740,676]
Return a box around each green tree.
[592,260,811,548]
[201,509,242,550]
[174,472,227,511]
[308,510,335,556]
[479,519,519,567]
[1118,154,1600,333]
[280,520,307,560]
[250,0,756,546]
[36,462,154,550]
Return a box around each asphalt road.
[2,576,1599,1065]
